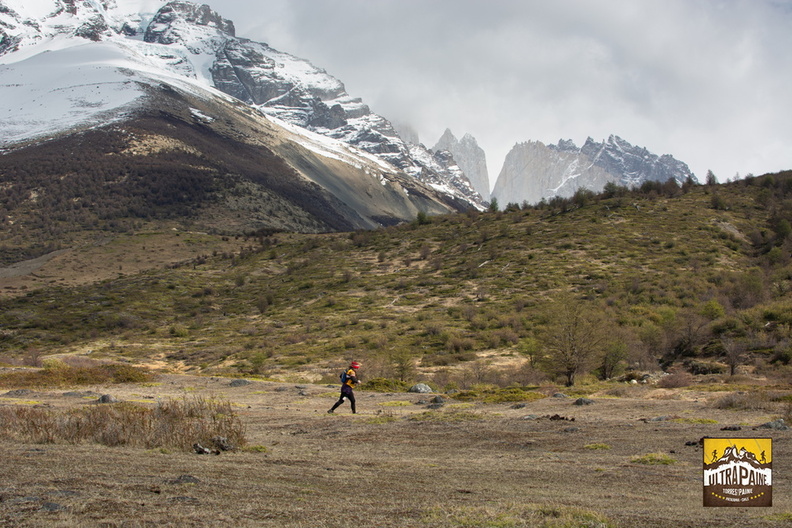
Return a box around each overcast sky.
[206,0,792,187]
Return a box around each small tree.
[599,341,628,380]
[540,295,607,386]
[722,338,748,376]
[415,210,431,225]
[392,350,417,382]
[518,337,541,368]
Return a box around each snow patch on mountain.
[0,41,145,145]
[0,0,486,210]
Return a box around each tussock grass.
[0,396,245,451]
[671,417,718,424]
[0,363,153,388]
[631,452,676,465]
[584,443,612,450]
[711,391,777,411]
[656,372,694,389]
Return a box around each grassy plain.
[1,373,791,527]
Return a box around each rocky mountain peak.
[433,129,489,201]
[436,128,457,146]
[492,135,696,206]
[144,1,235,44]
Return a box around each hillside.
[1,172,791,386]
[0,86,467,266]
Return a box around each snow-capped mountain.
[433,129,490,201]
[491,135,697,206]
[0,0,481,241]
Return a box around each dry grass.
[0,374,789,527]
[656,372,695,389]
[421,503,616,527]
[0,396,244,451]
[0,363,153,389]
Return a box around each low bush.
[656,372,694,389]
[359,377,411,393]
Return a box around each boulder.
[170,474,201,484]
[755,419,789,431]
[408,383,433,394]
[4,389,33,397]
[98,394,118,404]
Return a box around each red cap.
[350,361,361,369]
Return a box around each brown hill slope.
[0,83,466,266]
[1,171,791,386]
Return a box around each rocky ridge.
[492,135,697,206]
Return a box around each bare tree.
[722,338,748,376]
[540,295,607,386]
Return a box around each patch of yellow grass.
[631,453,676,465]
[0,398,42,405]
[380,400,411,407]
[584,443,612,450]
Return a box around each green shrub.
[359,377,411,393]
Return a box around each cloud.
[209,0,792,186]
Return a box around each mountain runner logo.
[703,438,772,507]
